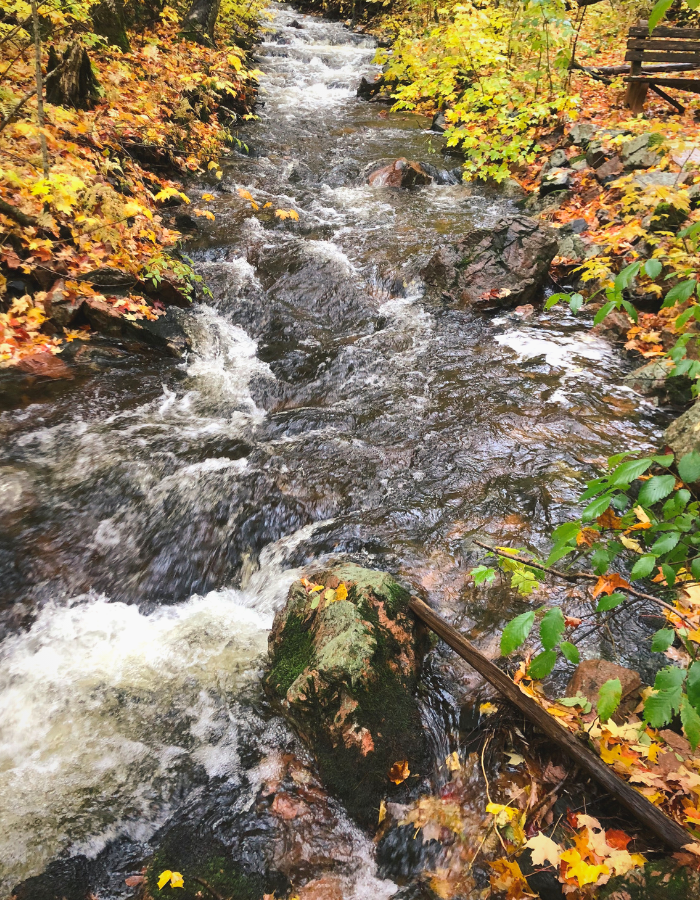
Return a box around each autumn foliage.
[0,0,264,366]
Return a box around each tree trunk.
[91,0,131,53]
[45,41,100,110]
[180,0,222,45]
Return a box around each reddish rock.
[367,158,433,188]
[567,659,641,704]
[594,154,623,181]
[422,216,558,309]
[16,352,73,379]
[298,877,344,900]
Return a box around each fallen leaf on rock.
[526,831,562,867]
[480,701,498,716]
[125,875,145,887]
[389,760,410,784]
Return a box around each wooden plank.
[628,38,700,51]
[408,595,692,853]
[629,25,700,38]
[626,50,700,62]
[628,75,700,90]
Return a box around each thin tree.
[30,0,49,178]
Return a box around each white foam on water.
[0,519,327,892]
[495,329,612,372]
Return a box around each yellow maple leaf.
[169,872,184,889]
[336,582,348,601]
[560,849,609,887]
[479,701,498,716]
[157,870,172,890]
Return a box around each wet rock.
[570,158,590,173]
[298,876,344,900]
[290,18,303,28]
[419,162,459,185]
[357,75,389,100]
[264,563,430,827]
[421,216,558,309]
[0,467,35,521]
[141,274,192,309]
[539,167,571,197]
[568,122,598,148]
[567,659,641,705]
[665,400,700,464]
[367,158,434,188]
[430,110,447,133]
[591,308,631,344]
[44,279,83,329]
[16,352,73,380]
[621,133,663,170]
[82,297,190,357]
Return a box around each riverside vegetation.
[6,0,700,898]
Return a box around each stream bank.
[0,5,678,900]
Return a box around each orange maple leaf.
[596,508,622,530]
[388,760,410,784]
[592,573,631,598]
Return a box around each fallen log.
[408,595,691,852]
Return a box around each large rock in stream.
[421,215,558,309]
[264,563,430,827]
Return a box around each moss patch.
[267,613,315,697]
[599,859,700,900]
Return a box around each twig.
[191,877,227,900]
[473,539,697,630]
[0,197,39,227]
[525,774,568,829]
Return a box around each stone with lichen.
[265,563,430,826]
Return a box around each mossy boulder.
[599,858,700,899]
[265,563,430,827]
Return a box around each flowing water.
[0,5,670,897]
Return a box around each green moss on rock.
[264,563,429,827]
[599,859,700,900]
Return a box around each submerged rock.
[421,216,558,309]
[367,158,434,188]
[264,563,430,827]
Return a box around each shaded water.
[0,4,668,896]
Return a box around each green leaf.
[630,555,656,580]
[546,544,576,566]
[637,474,676,506]
[472,565,496,585]
[681,696,700,750]
[661,564,676,587]
[608,458,653,487]
[558,694,592,713]
[560,641,580,664]
[528,649,557,679]
[501,610,536,656]
[621,299,638,323]
[663,490,690,519]
[310,595,320,610]
[649,0,673,32]
[653,454,674,466]
[582,493,612,522]
[687,660,700,711]
[593,301,616,326]
[692,558,700,581]
[650,531,681,556]
[679,451,700,484]
[598,678,622,723]
[662,279,697,308]
[545,292,571,310]
[569,293,584,313]
[644,259,663,279]
[596,591,625,612]
[644,665,686,727]
[651,628,675,652]
[540,607,565,650]
[551,521,581,545]
[615,261,641,291]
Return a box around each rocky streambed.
[0,4,680,900]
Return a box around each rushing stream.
[0,5,670,897]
